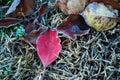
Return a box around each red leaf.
[57,15,90,40]
[90,0,120,10]
[36,28,62,68]
[0,18,22,28]
[6,0,35,18]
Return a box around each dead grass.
[0,0,120,80]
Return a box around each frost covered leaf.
[0,18,22,28]
[57,14,90,40]
[6,0,35,18]
[81,2,119,31]
[56,0,87,14]
[36,28,62,68]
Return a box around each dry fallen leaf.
[81,2,119,31]
[6,0,35,18]
[57,14,90,40]
[90,0,120,10]
[56,0,88,14]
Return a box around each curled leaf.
[37,28,62,68]
[56,0,87,14]
[82,2,119,31]
[57,14,90,40]
[0,18,22,28]
[6,0,35,18]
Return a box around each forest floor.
[0,0,120,80]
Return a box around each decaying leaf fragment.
[0,18,22,28]
[20,22,43,47]
[39,2,48,17]
[56,0,88,14]
[37,28,62,68]
[57,14,90,40]
[38,2,48,21]
[6,0,35,18]
[81,2,119,31]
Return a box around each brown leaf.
[21,22,43,47]
[56,0,88,14]
[57,14,90,40]
[6,0,35,18]
[21,29,43,48]
[25,22,35,34]
[38,2,48,21]
[90,0,120,10]
[39,2,48,17]
[0,18,22,28]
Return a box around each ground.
[0,0,120,80]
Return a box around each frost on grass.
[0,22,120,80]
